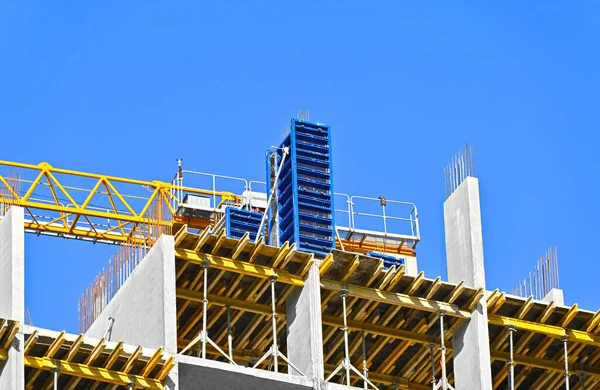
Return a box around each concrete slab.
[85,235,177,354]
[178,355,315,390]
[0,206,24,389]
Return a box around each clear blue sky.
[1,2,599,334]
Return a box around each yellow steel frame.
[0,349,7,361]
[0,160,219,244]
[175,249,305,286]
[488,313,600,347]
[24,355,166,389]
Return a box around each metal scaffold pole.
[270,276,279,372]
[429,342,436,390]
[507,325,516,390]
[325,287,379,389]
[202,260,208,359]
[227,305,233,362]
[252,275,306,376]
[433,313,454,390]
[362,330,368,390]
[564,336,570,390]
[180,255,237,365]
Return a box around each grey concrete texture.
[0,206,24,322]
[178,355,315,390]
[444,177,493,390]
[85,235,178,354]
[403,255,418,277]
[286,263,325,379]
[0,207,25,389]
[444,176,487,289]
[543,288,565,306]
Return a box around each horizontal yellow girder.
[0,349,7,361]
[320,279,471,319]
[24,355,166,389]
[488,314,600,347]
[175,250,305,287]
[176,288,430,344]
[491,350,600,378]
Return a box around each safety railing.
[334,193,420,241]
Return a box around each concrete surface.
[85,235,177,354]
[403,255,418,277]
[178,355,315,390]
[543,288,565,306]
[443,177,493,390]
[286,263,324,379]
[0,206,24,390]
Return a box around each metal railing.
[334,193,420,240]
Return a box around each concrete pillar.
[85,234,178,388]
[543,288,565,306]
[443,177,493,390]
[0,206,25,389]
[286,263,324,381]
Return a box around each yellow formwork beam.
[0,349,7,361]
[320,279,471,319]
[174,250,305,287]
[24,355,166,389]
[488,314,600,347]
[176,288,430,345]
[491,350,600,378]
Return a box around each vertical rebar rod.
[270,277,278,373]
[342,290,351,387]
[439,313,448,390]
[202,262,208,359]
[508,326,516,390]
[564,337,570,390]
[227,305,233,362]
[362,330,368,390]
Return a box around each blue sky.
[1,2,599,333]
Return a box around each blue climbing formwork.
[267,118,335,256]
[366,252,405,269]
[224,207,264,241]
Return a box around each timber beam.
[175,249,304,287]
[320,279,471,319]
[489,314,600,347]
[24,355,168,389]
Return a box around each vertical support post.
[429,342,436,390]
[226,305,233,362]
[201,259,209,360]
[563,337,570,390]
[341,289,351,387]
[507,325,516,390]
[439,313,448,390]
[362,330,368,390]
[270,276,278,373]
[52,361,59,390]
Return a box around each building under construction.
[0,117,598,390]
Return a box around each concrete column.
[0,206,25,389]
[443,177,493,390]
[543,288,565,306]
[286,263,324,381]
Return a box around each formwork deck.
[172,229,600,390]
